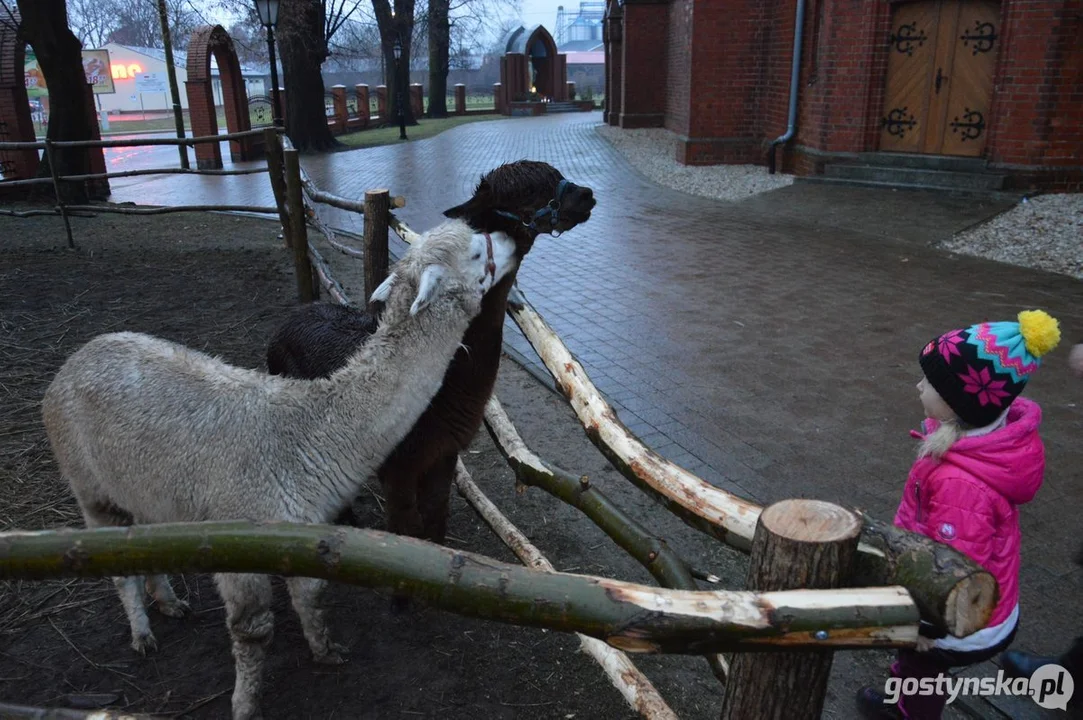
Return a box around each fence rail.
[0,128,284,248]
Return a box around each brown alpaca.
[266,160,596,544]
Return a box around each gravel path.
[596,123,1081,280]
[941,193,1083,280]
[595,125,793,201]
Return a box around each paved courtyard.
[105,113,1083,717]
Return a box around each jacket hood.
[912,396,1044,505]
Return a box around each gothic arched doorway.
[185,25,254,169]
[498,25,567,112]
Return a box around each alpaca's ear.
[369,272,397,304]
[411,265,448,315]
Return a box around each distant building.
[555,2,605,47]
[33,43,274,114]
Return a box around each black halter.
[494,179,572,237]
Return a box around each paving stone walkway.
[106,113,1083,718]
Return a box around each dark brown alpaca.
[266,160,595,544]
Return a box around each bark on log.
[0,522,918,653]
[262,128,290,245]
[855,512,997,639]
[284,149,317,303]
[721,500,862,720]
[452,461,680,719]
[363,189,391,305]
[482,394,729,681]
[503,284,996,638]
[0,703,150,719]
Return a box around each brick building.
[603,0,1082,191]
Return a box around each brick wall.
[619,0,667,128]
[678,0,769,164]
[664,0,693,137]
[985,0,1083,189]
[620,0,1081,190]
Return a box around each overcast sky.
[519,0,566,27]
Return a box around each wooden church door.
[879,0,1000,156]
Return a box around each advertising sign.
[24,48,116,96]
[135,72,168,94]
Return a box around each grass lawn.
[336,113,500,149]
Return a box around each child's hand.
[916,636,936,652]
[1069,343,1083,379]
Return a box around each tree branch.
[481,394,729,681]
[453,460,680,718]
[0,522,920,653]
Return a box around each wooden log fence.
[0,135,1001,718]
[0,522,920,653]
[499,282,998,639]
[0,128,285,250]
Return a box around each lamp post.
[393,31,407,140]
[254,0,282,128]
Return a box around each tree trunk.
[427,0,450,118]
[0,521,920,653]
[277,0,338,152]
[16,0,95,203]
[721,500,862,720]
[372,0,417,126]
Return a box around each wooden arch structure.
[185,25,255,169]
[497,24,568,112]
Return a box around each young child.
[858,309,1061,720]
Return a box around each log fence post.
[262,128,290,247]
[720,499,863,720]
[362,188,390,305]
[283,148,316,303]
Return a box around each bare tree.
[371,0,417,126]
[427,0,517,116]
[104,0,199,49]
[65,0,118,48]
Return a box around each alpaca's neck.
[300,294,473,519]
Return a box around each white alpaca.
[41,220,517,720]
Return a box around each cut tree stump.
[720,499,864,720]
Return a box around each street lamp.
[392,31,407,140]
[254,0,283,127]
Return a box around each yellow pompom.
[1018,309,1061,358]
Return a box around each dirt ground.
[0,208,913,719]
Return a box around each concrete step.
[854,152,989,173]
[796,175,1022,202]
[823,163,1007,190]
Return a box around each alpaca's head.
[442,160,595,257]
[370,220,517,318]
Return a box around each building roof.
[106,43,274,77]
[558,39,603,52]
[564,50,604,64]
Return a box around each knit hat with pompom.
[919,309,1061,427]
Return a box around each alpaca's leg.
[216,573,274,720]
[145,575,190,618]
[417,452,458,545]
[285,577,348,664]
[380,464,425,539]
[80,501,156,654]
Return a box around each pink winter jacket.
[893,396,1045,629]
